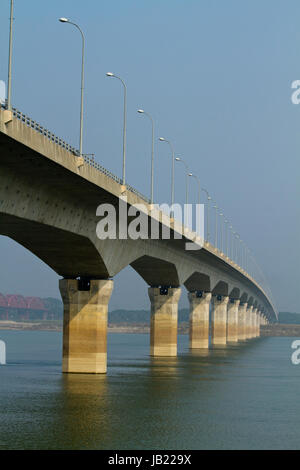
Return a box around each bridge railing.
[1,104,151,204]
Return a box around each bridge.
[0,105,277,374]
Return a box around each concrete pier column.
[148,287,181,356]
[252,308,258,337]
[238,303,247,341]
[60,278,113,374]
[246,305,253,339]
[257,312,261,336]
[188,291,211,349]
[211,295,229,346]
[227,298,240,343]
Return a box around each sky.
[0,0,299,312]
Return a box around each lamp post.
[235,233,240,265]
[7,0,14,111]
[229,225,233,261]
[239,238,244,269]
[175,157,189,206]
[137,109,154,204]
[188,174,212,242]
[232,230,237,262]
[224,218,229,257]
[213,204,218,249]
[188,173,200,205]
[59,18,85,157]
[202,187,211,243]
[159,137,175,215]
[106,73,127,186]
[175,156,189,227]
[219,210,224,253]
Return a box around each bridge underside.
[0,214,109,278]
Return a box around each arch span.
[1,214,109,278]
[130,255,179,287]
[184,272,211,292]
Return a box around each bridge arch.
[212,280,229,296]
[130,255,180,287]
[1,214,109,279]
[240,292,248,304]
[229,287,240,299]
[184,272,211,293]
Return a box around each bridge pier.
[60,278,113,374]
[256,309,260,336]
[252,308,258,337]
[211,295,229,346]
[188,291,211,349]
[227,298,240,343]
[246,305,253,339]
[238,303,247,341]
[148,287,181,356]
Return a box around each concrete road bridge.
[0,106,277,373]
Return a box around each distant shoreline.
[1,321,300,337]
[0,321,149,334]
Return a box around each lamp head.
[188,173,193,177]
[106,72,114,77]
[137,109,144,114]
[175,157,181,161]
[59,17,69,23]
[159,137,165,142]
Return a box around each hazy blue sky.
[0,0,299,312]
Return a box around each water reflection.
[149,356,179,376]
[189,348,211,358]
[1,332,298,450]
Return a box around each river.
[0,331,299,449]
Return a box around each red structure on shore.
[0,293,48,320]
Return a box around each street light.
[159,137,175,215]
[59,17,85,157]
[189,177,212,243]
[137,109,154,204]
[224,218,229,257]
[213,204,218,249]
[175,156,189,227]
[229,225,233,259]
[239,238,244,269]
[106,73,127,186]
[175,157,189,206]
[235,232,240,265]
[188,173,200,205]
[219,210,224,253]
[202,188,212,243]
[7,0,14,111]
